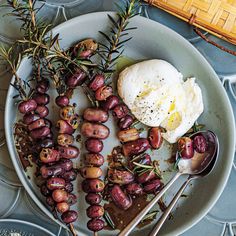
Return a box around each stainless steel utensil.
[148,139,219,236]
[118,130,218,236]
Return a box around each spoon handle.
[118,172,182,236]
[148,177,191,236]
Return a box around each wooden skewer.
[69,223,77,236]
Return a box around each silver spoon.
[148,135,219,236]
[118,130,218,236]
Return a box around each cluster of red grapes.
[103,96,164,210]
[16,37,167,234]
[18,78,81,227]
[40,100,80,225]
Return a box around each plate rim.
[0,218,55,235]
[4,11,236,236]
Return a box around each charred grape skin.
[85,193,102,205]
[84,153,104,167]
[86,205,104,218]
[33,93,50,105]
[40,184,51,197]
[110,184,132,210]
[66,69,86,88]
[44,119,52,129]
[67,115,80,130]
[178,137,194,159]
[52,189,69,203]
[46,177,65,190]
[46,196,55,207]
[40,160,73,178]
[95,86,113,101]
[38,139,54,149]
[87,218,104,232]
[23,113,40,125]
[80,167,103,179]
[125,183,143,196]
[58,159,74,171]
[81,122,110,140]
[30,126,50,140]
[56,202,70,214]
[148,127,163,149]
[118,115,133,130]
[136,170,156,184]
[83,108,108,123]
[117,128,139,143]
[82,179,105,193]
[28,119,46,131]
[60,170,78,182]
[57,120,74,135]
[89,74,105,91]
[193,135,207,153]
[57,134,74,147]
[65,182,73,193]
[40,148,60,163]
[40,165,64,178]
[35,105,49,118]
[18,99,37,114]
[67,193,77,206]
[46,132,53,139]
[55,95,69,108]
[108,169,134,185]
[122,138,150,157]
[143,178,163,194]
[61,210,78,224]
[101,95,119,111]
[59,106,75,121]
[36,80,49,94]
[113,104,129,119]
[58,145,80,159]
[85,138,103,153]
[72,39,98,59]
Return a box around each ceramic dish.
[0,219,55,236]
[5,12,235,236]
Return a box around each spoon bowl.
[148,144,219,236]
[178,130,219,175]
[119,130,219,236]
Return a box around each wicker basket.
[145,0,236,45]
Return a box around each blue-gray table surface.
[0,1,235,235]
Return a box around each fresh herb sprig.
[98,0,140,74]
[0,46,33,100]
[133,160,162,179]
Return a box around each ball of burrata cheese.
[117,59,204,144]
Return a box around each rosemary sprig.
[133,160,162,178]
[1,0,90,92]
[104,211,115,229]
[141,210,159,222]
[133,162,153,169]
[0,46,32,100]
[174,153,181,170]
[98,0,140,73]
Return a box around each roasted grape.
[61,210,78,224]
[80,167,102,179]
[82,179,105,193]
[81,122,110,139]
[110,184,132,210]
[83,108,108,123]
[86,205,104,218]
[85,138,103,153]
[85,193,102,205]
